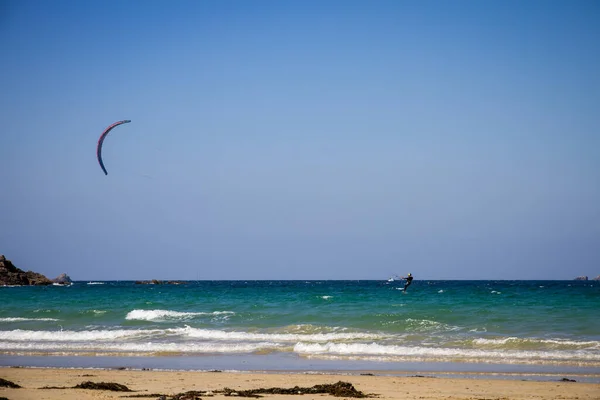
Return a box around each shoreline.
[2,354,600,383]
[1,366,599,400]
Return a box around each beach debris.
[125,392,205,400]
[0,377,22,388]
[560,378,577,382]
[216,381,370,398]
[130,381,373,400]
[74,381,133,391]
[171,390,206,399]
[42,381,133,392]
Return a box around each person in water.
[402,273,413,291]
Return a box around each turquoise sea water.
[1,280,599,377]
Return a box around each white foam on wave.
[404,318,461,332]
[1,327,598,365]
[77,310,107,315]
[0,340,282,354]
[468,327,488,333]
[0,326,383,347]
[125,309,234,321]
[320,296,333,300]
[0,329,154,342]
[473,337,600,349]
[87,282,104,285]
[293,342,600,362]
[172,326,383,342]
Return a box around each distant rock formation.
[573,276,588,281]
[0,254,52,286]
[135,279,185,285]
[592,275,600,281]
[52,273,73,284]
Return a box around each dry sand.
[1,367,599,400]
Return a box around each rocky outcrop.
[0,254,53,286]
[592,275,600,281]
[52,273,73,284]
[135,280,185,285]
[573,276,588,281]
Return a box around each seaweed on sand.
[74,381,133,391]
[0,378,21,388]
[217,381,371,398]
[125,392,206,400]
[41,381,133,391]
[41,380,374,400]
[170,391,206,400]
[126,380,374,400]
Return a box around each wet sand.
[1,367,599,400]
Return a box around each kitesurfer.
[402,273,413,292]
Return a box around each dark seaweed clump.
[0,378,21,388]
[125,380,372,400]
[74,381,133,391]
[170,391,206,400]
[218,381,369,398]
[125,392,205,400]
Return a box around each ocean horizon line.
[51,278,599,282]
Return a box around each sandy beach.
[1,367,599,400]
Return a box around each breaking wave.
[125,309,235,322]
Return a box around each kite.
[96,120,131,175]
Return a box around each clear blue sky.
[1,0,599,280]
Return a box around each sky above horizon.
[1,0,599,280]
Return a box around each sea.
[1,280,599,381]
